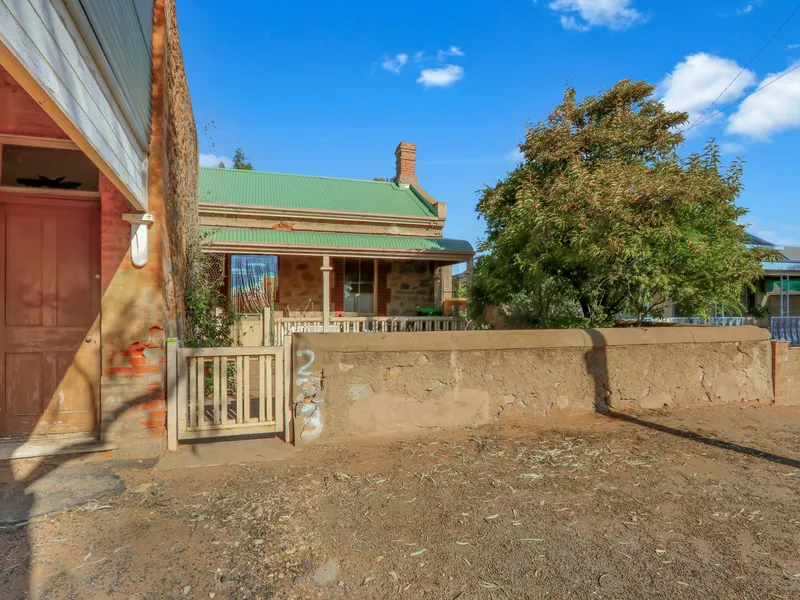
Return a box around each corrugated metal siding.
[202,227,474,253]
[64,0,153,152]
[199,168,438,217]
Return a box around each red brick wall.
[96,0,175,455]
[395,141,417,184]
[772,340,800,405]
[100,176,167,454]
[377,260,392,316]
[331,258,344,313]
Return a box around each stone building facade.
[199,142,473,321]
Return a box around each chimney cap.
[395,141,417,153]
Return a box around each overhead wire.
[681,61,800,134]
[679,1,800,134]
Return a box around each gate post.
[283,336,294,444]
[166,338,178,451]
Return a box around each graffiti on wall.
[294,348,324,440]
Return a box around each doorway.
[0,195,100,437]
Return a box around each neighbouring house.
[655,233,800,332]
[198,142,475,345]
[0,0,197,457]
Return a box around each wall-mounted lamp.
[122,213,155,267]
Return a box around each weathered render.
[291,327,773,442]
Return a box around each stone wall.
[160,0,198,339]
[290,327,773,443]
[386,260,435,316]
[771,340,800,405]
[270,257,436,316]
[275,256,325,313]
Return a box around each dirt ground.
[2,404,800,600]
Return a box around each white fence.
[270,315,470,345]
[652,316,749,326]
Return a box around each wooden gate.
[168,344,291,445]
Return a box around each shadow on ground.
[584,328,800,469]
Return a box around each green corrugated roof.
[199,167,437,217]
[203,227,474,254]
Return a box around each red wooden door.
[0,197,101,437]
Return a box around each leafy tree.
[217,160,226,168]
[373,177,392,182]
[470,79,776,328]
[232,147,254,170]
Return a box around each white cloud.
[728,61,800,139]
[736,1,761,15]
[560,15,589,31]
[659,53,756,126]
[719,142,745,154]
[381,53,409,74]
[743,216,800,247]
[548,0,642,31]
[200,153,232,168]
[417,64,464,88]
[507,148,524,163]
[786,43,800,51]
[436,45,465,61]
[748,229,800,247]
[413,51,425,63]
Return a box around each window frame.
[0,136,101,200]
[342,258,377,315]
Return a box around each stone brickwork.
[772,340,800,405]
[386,260,435,316]
[160,0,198,339]
[269,256,436,316]
[275,256,325,312]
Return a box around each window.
[343,258,375,314]
[1,145,99,191]
[230,255,278,313]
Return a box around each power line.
[681,61,800,134]
[683,1,800,132]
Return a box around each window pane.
[360,259,375,283]
[344,288,357,312]
[357,292,374,314]
[344,259,359,283]
[1,145,99,191]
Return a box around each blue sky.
[177,0,800,253]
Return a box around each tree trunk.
[579,297,592,320]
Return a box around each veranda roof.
[202,226,474,263]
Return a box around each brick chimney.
[395,142,417,185]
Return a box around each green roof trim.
[202,227,474,255]
[199,167,437,218]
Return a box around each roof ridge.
[199,166,400,186]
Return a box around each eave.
[204,240,473,265]
[198,202,443,228]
